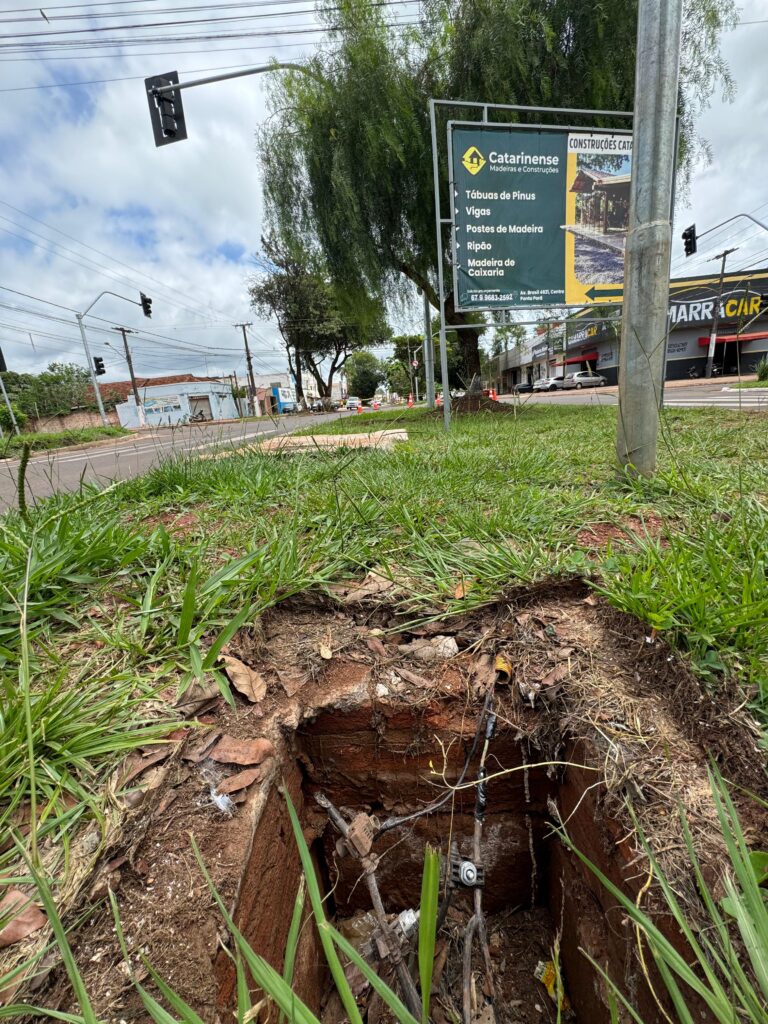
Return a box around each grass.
[0,402,767,885]
[731,380,768,389]
[0,426,128,458]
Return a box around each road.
[500,383,768,411]
[0,411,355,513]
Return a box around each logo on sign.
[461,146,486,176]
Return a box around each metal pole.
[429,99,451,429]
[114,327,146,426]
[616,0,683,476]
[422,288,435,408]
[705,249,738,378]
[0,373,20,435]
[75,313,109,427]
[235,323,257,415]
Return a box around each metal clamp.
[451,857,484,889]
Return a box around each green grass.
[1,402,767,882]
[0,426,128,458]
[730,380,768,389]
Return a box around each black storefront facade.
[557,267,768,385]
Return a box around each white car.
[532,376,563,392]
[561,371,607,389]
[345,396,361,410]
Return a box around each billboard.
[450,124,632,310]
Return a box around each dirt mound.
[6,583,766,1024]
[442,395,515,414]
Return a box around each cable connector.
[451,857,484,889]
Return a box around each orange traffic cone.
[407,393,414,408]
[357,402,363,413]
[490,387,497,401]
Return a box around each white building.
[114,377,241,428]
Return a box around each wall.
[30,408,121,433]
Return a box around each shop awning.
[559,352,599,365]
[698,331,768,346]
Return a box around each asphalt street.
[0,411,355,513]
[500,383,768,411]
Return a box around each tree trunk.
[443,292,482,379]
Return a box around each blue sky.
[0,0,765,382]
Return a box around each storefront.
[556,267,768,383]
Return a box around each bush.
[755,356,768,382]
[0,401,27,432]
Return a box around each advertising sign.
[450,124,632,310]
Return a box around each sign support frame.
[429,98,632,431]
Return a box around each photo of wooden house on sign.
[565,155,631,287]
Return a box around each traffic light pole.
[422,289,435,409]
[0,372,20,436]
[76,290,151,429]
[76,312,109,427]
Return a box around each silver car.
[532,376,564,392]
[561,370,607,389]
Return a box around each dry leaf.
[319,643,333,660]
[583,594,599,607]
[367,637,387,658]
[116,748,170,789]
[541,663,570,687]
[454,581,470,599]
[395,666,432,688]
[340,571,394,605]
[219,655,267,703]
[556,647,575,660]
[278,669,306,697]
[182,729,221,763]
[217,766,264,795]
[0,890,46,948]
[209,735,275,766]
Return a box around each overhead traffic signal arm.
[144,63,317,147]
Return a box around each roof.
[570,167,632,193]
[93,374,224,404]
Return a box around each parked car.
[280,401,299,413]
[513,381,534,394]
[532,376,563,392]
[561,370,607,389]
[345,396,361,410]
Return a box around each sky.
[0,0,765,385]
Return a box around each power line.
[0,201,234,321]
[0,0,413,35]
[0,35,327,60]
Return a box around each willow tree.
[260,0,735,378]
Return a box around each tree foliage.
[260,0,735,378]
[345,351,386,398]
[249,235,390,402]
[1,362,93,419]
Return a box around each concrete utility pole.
[113,327,146,426]
[234,323,257,416]
[422,289,435,409]
[705,248,738,378]
[616,0,683,476]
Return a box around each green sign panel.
[450,124,632,310]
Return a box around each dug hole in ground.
[13,580,767,1024]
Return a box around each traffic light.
[145,72,188,147]
[0,347,6,374]
[682,224,697,257]
[93,356,105,376]
[140,292,153,318]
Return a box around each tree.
[249,235,390,404]
[1,362,92,419]
[345,351,385,398]
[260,0,735,380]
